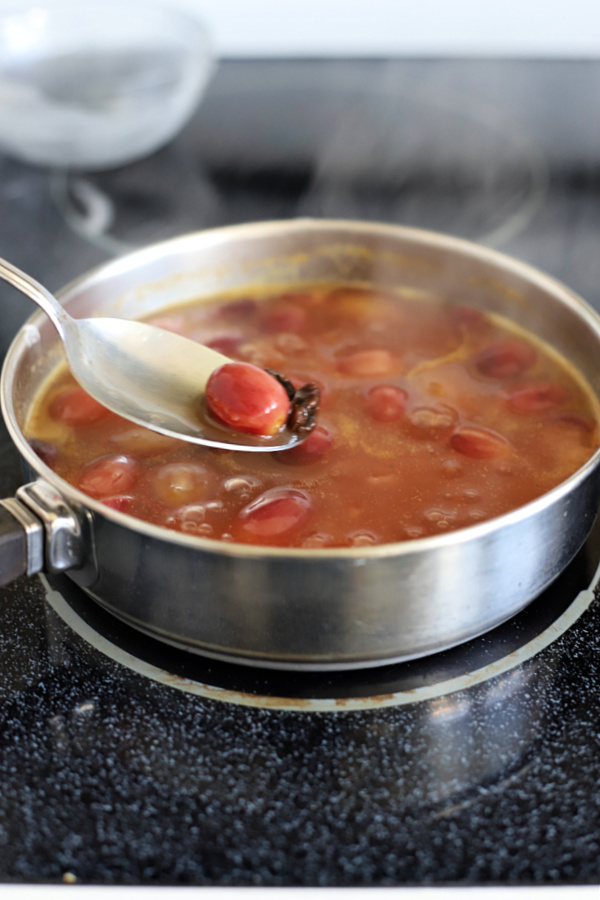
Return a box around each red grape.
[206,362,291,436]
[101,495,135,513]
[205,334,243,357]
[504,381,569,412]
[277,426,333,465]
[475,339,536,379]
[27,438,58,467]
[234,488,312,541]
[555,413,595,433]
[337,348,395,376]
[77,454,139,498]
[450,426,509,459]
[366,385,408,422]
[263,302,307,333]
[449,305,487,331]
[49,386,110,426]
[148,461,213,507]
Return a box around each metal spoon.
[0,257,318,451]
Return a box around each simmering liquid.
[25,283,600,548]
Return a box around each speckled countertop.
[0,60,599,886]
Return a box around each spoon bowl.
[0,257,315,451]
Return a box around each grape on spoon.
[0,257,320,452]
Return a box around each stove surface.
[0,59,599,887]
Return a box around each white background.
[1,0,600,58]
[180,0,600,58]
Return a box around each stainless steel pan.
[2,219,600,670]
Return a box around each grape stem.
[266,369,321,437]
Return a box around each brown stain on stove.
[239,694,316,710]
[157,668,408,710]
[159,667,426,711]
[333,692,398,708]
[159,672,318,709]
[156,648,537,711]
[122,620,570,712]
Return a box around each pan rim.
[4,216,600,562]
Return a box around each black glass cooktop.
[1,59,600,887]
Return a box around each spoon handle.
[0,257,68,340]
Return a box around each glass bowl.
[0,2,214,170]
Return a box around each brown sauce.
[24,283,600,548]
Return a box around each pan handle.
[0,498,44,585]
[0,480,95,587]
